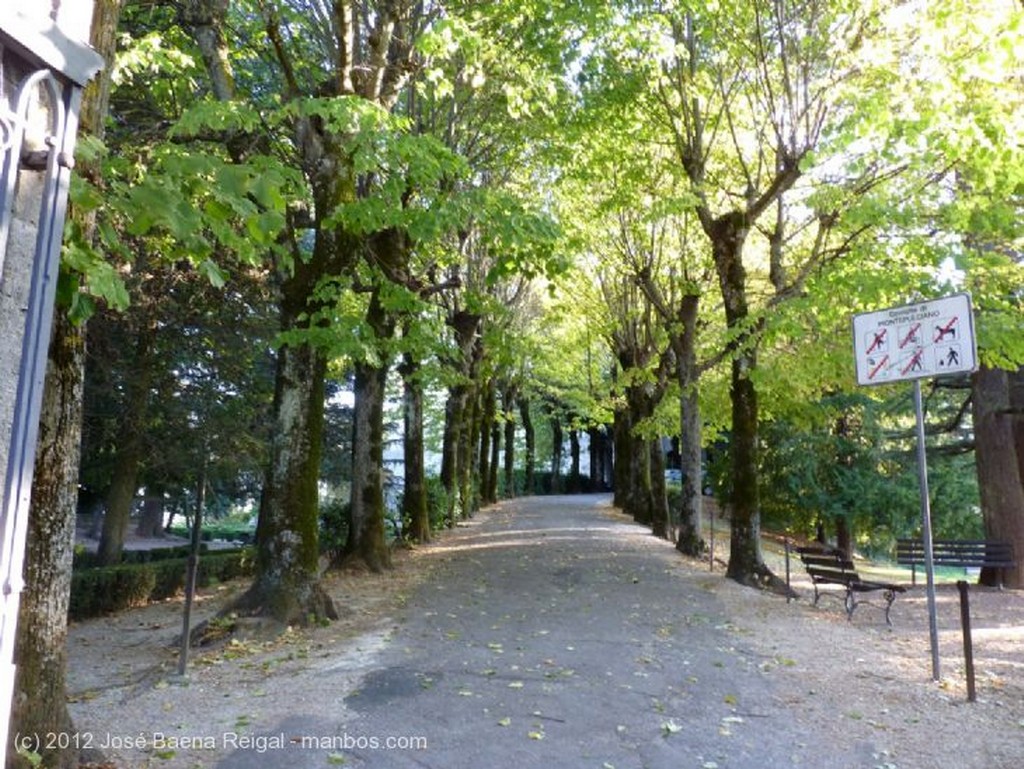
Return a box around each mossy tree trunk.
[345,288,394,571]
[10,3,122,762]
[440,387,464,523]
[10,315,84,769]
[400,351,430,543]
[674,293,705,556]
[241,278,337,622]
[478,379,498,505]
[709,214,770,587]
[458,377,481,517]
[440,309,481,518]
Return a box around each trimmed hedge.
[69,549,254,621]
[72,543,209,570]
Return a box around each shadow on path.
[216,495,882,769]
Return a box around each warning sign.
[852,293,977,386]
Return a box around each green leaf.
[199,259,228,288]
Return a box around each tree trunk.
[400,352,429,543]
[345,288,393,570]
[550,413,563,493]
[650,439,670,539]
[442,309,481,516]
[236,303,336,623]
[97,329,154,565]
[629,434,653,526]
[972,366,1024,588]
[612,407,631,508]
[590,426,611,490]
[834,516,853,560]
[478,380,494,505]
[724,349,769,585]
[502,385,517,497]
[675,293,705,556]
[1011,366,1024,485]
[9,314,84,769]
[136,486,166,538]
[707,215,776,589]
[456,382,479,518]
[519,397,535,495]
[488,417,500,503]
[345,355,392,571]
[11,6,122,763]
[440,384,465,522]
[568,429,581,492]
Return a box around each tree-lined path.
[67,494,1024,768]
[213,495,892,769]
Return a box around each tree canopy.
[58,0,1021,587]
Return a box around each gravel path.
[68,495,1024,768]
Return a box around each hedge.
[72,543,210,570]
[69,549,254,621]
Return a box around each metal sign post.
[912,378,941,681]
[852,293,978,682]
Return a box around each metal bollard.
[957,580,976,703]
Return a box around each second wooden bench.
[896,539,1015,587]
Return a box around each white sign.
[852,293,977,386]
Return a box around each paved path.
[216,495,881,769]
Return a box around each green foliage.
[69,550,254,620]
[425,476,452,531]
[318,497,351,559]
[759,392,982,557]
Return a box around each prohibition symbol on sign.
[852,294,977,386]
[934,316,958,343]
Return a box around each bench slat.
[896,539,1015,568]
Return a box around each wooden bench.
[797,546,906,626]
[896,539,1016,586]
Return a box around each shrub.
[425,476,451,528]
[69,549,254,621]
[166,522,255,543]
[318,497,350,558]
[73,543,210,569]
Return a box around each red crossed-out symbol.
[869,355,889,380]
[901,349,925,376]
[935,316,958,342]
[899,323,920,349]
[867,329,886,354]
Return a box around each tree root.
[185,579,340,647]
[730,563,798,599]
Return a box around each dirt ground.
[65,498,1024,768]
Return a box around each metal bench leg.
[883,589,896,627]
[844,589,856,621]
